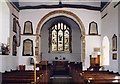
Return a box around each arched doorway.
[102,36,110,65]
[35,10,85,64]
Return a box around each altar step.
[50,75,72,79]
[50,75,73,84]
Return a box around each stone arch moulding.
[36,10,85,64]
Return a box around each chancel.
[0,0,120,84]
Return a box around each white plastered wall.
[19,8,101,70]
[101,2,119,72]
[0,0,19,72]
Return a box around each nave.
[2,62,120,84]
[0,0,120,84]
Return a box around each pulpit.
[89,55,101,71]
[90,55,100,66]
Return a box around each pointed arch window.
[49,22,72,52]
[23,39,33,56]
[23,21,33,34]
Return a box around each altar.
[52,60,69,72]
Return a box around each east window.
[49,22,72,52]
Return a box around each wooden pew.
[2,70,50,84]
[81,71,120,84]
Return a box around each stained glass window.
[49,22,72,52]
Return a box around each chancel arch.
[36,10,85,63]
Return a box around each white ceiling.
[18,0,101,7]
[18,0,101,2]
